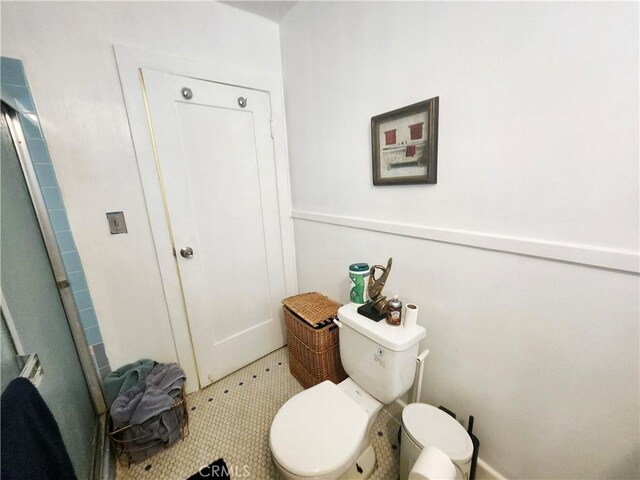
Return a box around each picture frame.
[371,97,439,186]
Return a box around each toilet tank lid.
[338,304,426,351]
[402,403,474,463]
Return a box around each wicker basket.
[282,292,348,388]
[289,352,346,389]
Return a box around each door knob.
[180,246,194,258]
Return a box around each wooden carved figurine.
[367,257,393,316]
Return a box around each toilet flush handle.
[332,318,344,328]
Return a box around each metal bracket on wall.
[106,211,128,234]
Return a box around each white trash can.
[400,403,474,480]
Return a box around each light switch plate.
[106,211,127,234]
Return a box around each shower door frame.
[2,102,110,479]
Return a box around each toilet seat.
[270,381,368,477]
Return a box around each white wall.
[280,2,639,479]
[282,1,638,252]
[1,2,284,369]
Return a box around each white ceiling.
[220,1,297,23]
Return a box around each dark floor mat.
[186,458,230,479]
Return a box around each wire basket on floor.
[108,385,190,467]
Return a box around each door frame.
[114,45,298,393]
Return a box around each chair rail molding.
[291,210,639,274]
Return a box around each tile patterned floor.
[116,347,400,480]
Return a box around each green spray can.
[349,263,369,306]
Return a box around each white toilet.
[270,303,426,479]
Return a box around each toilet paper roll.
[404,303,419,329]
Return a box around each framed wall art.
[371,97,439,186]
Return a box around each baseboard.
[475,458,508,480]
[384,398,405,425]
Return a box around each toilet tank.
[337,304,426,404]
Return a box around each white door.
[141,69,287,388]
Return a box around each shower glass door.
[1,110,96,479]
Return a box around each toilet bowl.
[270,304,427,479]
[270,379,382,479]
[400,404,474,480]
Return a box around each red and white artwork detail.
[378,111,429,179]
[384,129,397,146]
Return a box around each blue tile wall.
[26,138,51,164]
[84,326,103,346]
[99,365,111,380]
[41,186,64,210]
[73,290,94,312]
[54,230,77,253]
[67,270,88,293]
[1,85,35,112]
[0,57,25,86]
[91,343,109,372]
[79,308,98,329]
[19,113,42,139]
[60,251,83,274]
[34,164,58,188]
[48,209,70,231]
[1,57,110,374]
